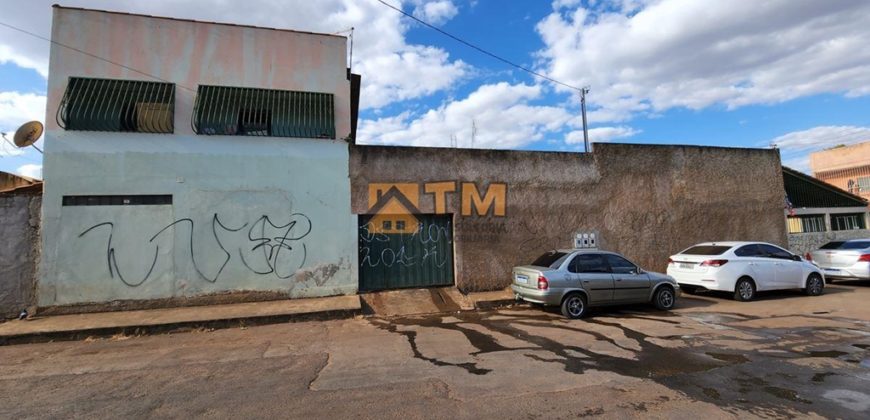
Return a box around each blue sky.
[3,0,870,179]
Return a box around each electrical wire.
[374,0,583,92]
[0,20,197,92]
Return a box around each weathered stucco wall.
[39,7,356,307]
[0,194,40,318]
[350,143,787,292]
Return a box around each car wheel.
[561,293,587,319]
[734,277,756,302]
[653,286,676,310]
[805,274,824,296]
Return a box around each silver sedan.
[808,239,870,281]
[511,249,680,319]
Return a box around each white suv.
[667,242,825,301]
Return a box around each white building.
[39,6,358,307]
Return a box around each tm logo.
[367,181,506,234]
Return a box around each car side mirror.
[791,255,802,262]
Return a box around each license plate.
[515,275,529,284]
[824,268,840,273]
[679,263,693,269]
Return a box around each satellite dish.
[12,121,43,153]
[14,121,43,148]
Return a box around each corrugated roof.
[0,171,39,193]
[783,166,867,208]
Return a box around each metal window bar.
[57,77,175,133]
[191,85,335,139]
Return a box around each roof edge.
[783,166,868,205]
[52,4,347,39]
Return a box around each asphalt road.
[1,281,869,419]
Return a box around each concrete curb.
[0,296,362,346]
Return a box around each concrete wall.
[39,7,356,307]
[350,143,788,292]
[0,194,40,318]
[787,229,870,257]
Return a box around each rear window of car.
[531,251,568,268]
[842,241,870,250]
[822,241,870,250]
[681,245,732,255]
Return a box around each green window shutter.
[191,85,335,139]
[57,77,175,133]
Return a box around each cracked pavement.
[1,281,869,419]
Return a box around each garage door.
[358,214,454,291]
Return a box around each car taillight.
[858,254,870,262]
[537,274,549,290]
[804,252,812,261]
[700,259,728,267]
[667,257,674,265]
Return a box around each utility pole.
[471,119,477,148]
[580,86,590,153]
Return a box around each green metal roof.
[783,166,868,208]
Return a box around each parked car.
[511,249,679,319]
[667,241,825,301]
[806,239,870,281]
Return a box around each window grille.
[787,215,825,234]
[57,77,175,133]
[191,85,335,139]
[831,213,867,231]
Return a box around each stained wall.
[39,7,356,307]
[350,143,788,292]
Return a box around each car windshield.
[681,245,731,255]
[530,251,568,268]
[821,241,870,250]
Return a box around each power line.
[374,0,584,92]
[0,20,197,92]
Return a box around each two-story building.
[39,6,358,308]
[810,141,870,204]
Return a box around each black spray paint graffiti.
[78,213,312,287]
[359,221,451,268]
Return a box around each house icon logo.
[366,185,421,234]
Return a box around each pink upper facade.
[46,6,351,138]
[810,141,870,173]
[810,141,870,201]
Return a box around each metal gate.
[358,214,454,291]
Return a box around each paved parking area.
[0,282,868,419]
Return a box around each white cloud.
[358,82,574,149]
[552,0,581,10]
[412,1,459,25]
[0,45,48,79]
[769,125,870,173]
[16,163,42,179]
[535,0,870,122]
[773,125,870,174]
[0,91,46,156]
[565,125,640,144]
[0,0,467,110]
[359,45,469,109]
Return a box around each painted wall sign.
[367,181,507,233]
